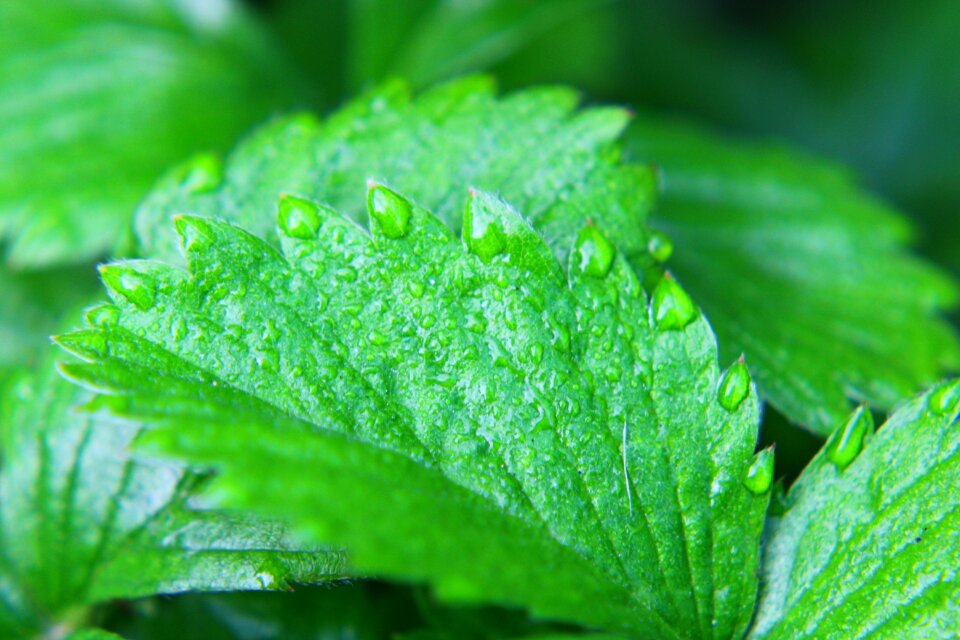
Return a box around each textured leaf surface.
[626,118,960,433]
[135,77,654,271]
[61,187,769,638]
[750,381,960,638]
[0,350,345,638]
[0,0,302,268]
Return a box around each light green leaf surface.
[67,629,127,640]
[0,0,303,268]
[750,381,960,638]
[626,118,960,433]
[134,77,654,272]
[60,187,769,639]
[0,350,346,638]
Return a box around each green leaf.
[626,118,960,434]
[0,348,346,638]
[106,584,419,640]
[67,629,127,640]
[346,0,617,90]
[60,187,769,639]
[750,381,960,638]
[0,0,304,268]
[0,261,98,381]
[134,77,654,272]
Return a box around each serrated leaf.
[60,187,770,639]
[134,77,655,273]
[0,0,304,268]
[626,118,960,434]
[750,381,960,638]
[0,349,346,638]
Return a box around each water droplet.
[651,273,697,330]
[420,313,437,329]
[647,231,674,263]
[407,280,426,298]
[99,264,156,311]
[174,215,214,253]
[368,182,412,239]
[826,404,873,471]
[574,225,615,278]
[718,357,751,412]
[463,190,507,263]
[278,194,324,239]
[927,380,960,416]
[743,447,774,495]
[84,304,120,329]
[180,153,222,194]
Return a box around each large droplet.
[647,231,674,263]
[367,182,412,239]
[574,225,615,278]
[927,379,960,416]
[743,447,775,495]
[652,273,697,330]
[84,304,120,329]
[278,194,323,239]
[180,153,222,194]
[463,189,507,263]
[174,215,214,253]
[718,356,751,412]
[98,264,156,311]
[826,404,873,471]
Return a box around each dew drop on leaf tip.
[717,356,751,412]
[278,194,323,240]
[463,189,507,263]
[99,264,156,311]
[651,273,697,331]
[574,225,615,278]
[927,379,960,417]
[367,182,412,239]
[744,447,775,495]
[826,404,873,471]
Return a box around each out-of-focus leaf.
[627,117,960,434]
[0,0,305,268]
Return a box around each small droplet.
[647,231,674,263]
[927,380,960,416]
[743,447,775,495]
[826,404,873,471]
[463,190,507,263]
[652,273,697,330]
[718,357,751,412]
[574,225,615,278]
[368,182,412,239]
[407,281,426,299]
[99,264,156,311]
[84,304,120,329]
[174,215,214,253]
[180,153,222,194]
[278,194,323,239]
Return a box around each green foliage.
[59,186,769,638]
[0,348,346,638]
[626,117,959,433]
[752,380,960,638]
[0,0,304,268]
[134,77,653,270]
